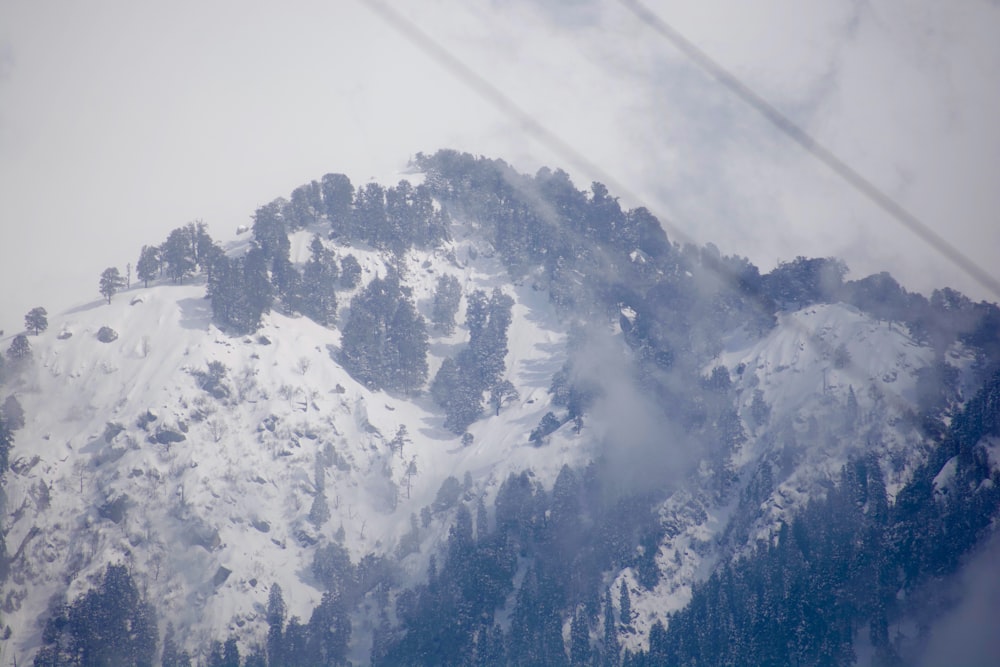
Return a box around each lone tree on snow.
[99,267,126,304]
[6,334,31,364]
[24,307,48,335]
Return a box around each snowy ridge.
[615,303,958,653]
[0,226,593,662]
[1,215,970,662]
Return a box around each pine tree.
[267,583,286,667]
[340,275,428,392]
[301,234,339,326]
[135,245,161,287]
[7,334,31,364]
[252,200,289,262]
[321,173,355,235]
[571,609,592,666]
[243,244,273,331]
[162,227,196,283]
[161,623,192,667]
[603,588,620,666]
[339,254,362,288]
[309,489,330,526]
[0,413,12,475]
[99,267,125,303]
[24,306,47,335]
[307,591,351,665]
[388,299,429,393]
[619,580,633,628]
[354,182,389,248]
[218,637,242,667]
[288,181,322,229]
[432,274,462,334]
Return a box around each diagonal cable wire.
[617,0,1000,301]
[359,0,949,421]
[358,0,691,247]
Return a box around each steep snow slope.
[0,223,601,662]
[614,303,966,653]
[1,219,968,662]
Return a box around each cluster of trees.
[430,288,515,433]
[625,369,1000,666]
[373,464,664,665]
[207,244,273,334]
[34,564,158,667]
[259,583,351,667]
[262,172,450,253]
[32,570,352,667]
[339,273,428,394]
[0,409,13,477]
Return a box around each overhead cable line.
[358,0,941,419]
[617,0,1000,301]
[358,0,691,247]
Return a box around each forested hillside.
[2,150,998,666]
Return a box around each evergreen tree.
[339,254,362,289]
[309,489,330,527]
[288,180,323,229]
[207,254,247,332]
[267,583,286,667]
[353,182,389,248]
[7,334,31,364]
[161,623,192,667]
[252,200,288,262]
[385,179,416,253]
[306,591,352,666]
[207,641,225,667]
[135,245,160,287]
[268,230,300,310]
[603,588,620,666]
[321,173,355,235]
[300,234,339,326]
[571,609,592,666]
[431,274,462,334]
[161,227,196,283]
[243,243,273,331]
[0,413,12,475]
[388,298,429,393]
[24,306,48,335]
[99,267,125,303]
[619,581,632,628]
[35,564,158,667]
[188,220,215,270]
[283,617,308,666]
[340,274,428,393]
[432,288,515,433]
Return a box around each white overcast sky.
[2,0,999,335]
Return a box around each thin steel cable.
[358,0,691,247]
[359,0,940,420]
[617,0,1000,301]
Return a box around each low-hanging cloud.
[2,0,998,336]
[570,327,699,500]
[916,530,1000,666]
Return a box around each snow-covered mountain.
[2,151,998,666]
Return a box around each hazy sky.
[2,0,999,335]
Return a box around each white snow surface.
[617,303,955,653]
[0,231,958,661]
[0,226,589,662]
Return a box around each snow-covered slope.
[0,224,602,662]
[0,219,975,663]
[613,303,971,653]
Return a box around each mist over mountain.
[1,150,998,666]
